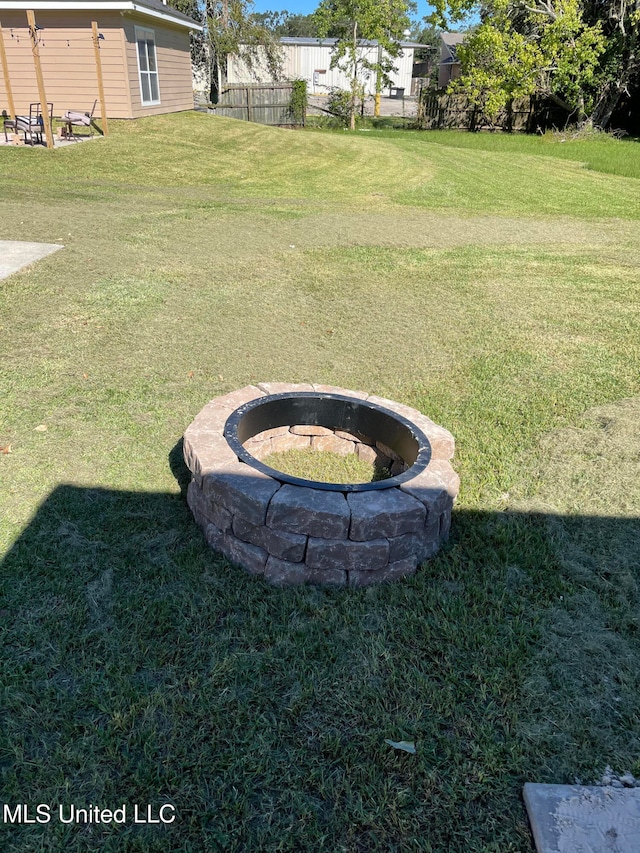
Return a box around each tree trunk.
[591,82,624,128]
[590,36,637,129]
[350,20,358,131]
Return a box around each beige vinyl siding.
[0,10,132,118]
[123,15,193,117]
[0,9,195,120]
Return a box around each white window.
[135,27,160,106]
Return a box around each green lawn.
[1,113,639,852]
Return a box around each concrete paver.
[0,241,62,280]
[524,783,640,852]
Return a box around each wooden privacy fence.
[418,91,533,132]
[208,84,300,127]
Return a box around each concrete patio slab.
[0,241,62,280]
[524,783,640,852]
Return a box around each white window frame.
[135,26,160,106]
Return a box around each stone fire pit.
[183,383,459,587]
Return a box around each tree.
[314,0,416,129]
[253,11,321,37]
[429,0,637,127]
[175,0,283,102]
[583,0,640,127]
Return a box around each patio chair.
[2,110,18,143]
[15,102,53,145]
[62,100,97,140]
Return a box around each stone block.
[183,431,237,485]
[333,429,372,444]
[424,513,441,537]
[243,436,272,461]
[366,394,422,421]
[205,521,225,551]
[211,503,234,534]
[390,460,407,476]
[347,489,425,540]
[419,539,441,561]
[312,385,368,399]
[233,515,307,562]
[257,382,314,395]
[375,440,403,463]
[269,433,311,453]
[183,407,228,441]
[254,425,290,440]
[349,558,416,587]
[411,415,455,461]
[203,461,281,526]
[306,537,389,571]
[265,556,346,587]
[290,424,334,436]
[205,526,268,575]
[356,443,384,465]
[264,556,309,586]
[187,479,208,528]
[267,485,350,539]
[309,568,348,587]
[310,434,355,455]
[211,385,265,412]
[400,465,454,515]
[388,532,422,562]
[188,479,233,533]
[428,460,460,498]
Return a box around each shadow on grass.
[1,479,639,852]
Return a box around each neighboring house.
[438,32,465,89]
[226,37,423,98]
[0,0,202,118]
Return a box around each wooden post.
[246,85,252,122]
[26,9,53,148]
[0,22,17,121]
[91,21,108,136]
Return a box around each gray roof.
[279,37,423,49]
[141,0,201,27]
[440,31,466,61]
[0,0,202,29]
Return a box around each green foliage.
[289,78,308,125]
[315,0,416,129]
[452,21,540,119]
[326,86,364,126]
[253,10,320,36]
[430,0,637,126]
[410,22,441,62]
[167,0,199,17]
[205,0,283,98]
[448,1,606,120]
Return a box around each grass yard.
[1,113,639,852]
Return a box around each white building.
[226,37,421,97]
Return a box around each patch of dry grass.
[511,398,640,781]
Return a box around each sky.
[250,0,437,26]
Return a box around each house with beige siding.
[0,0,201,119]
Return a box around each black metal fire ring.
[223,391,432,493]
